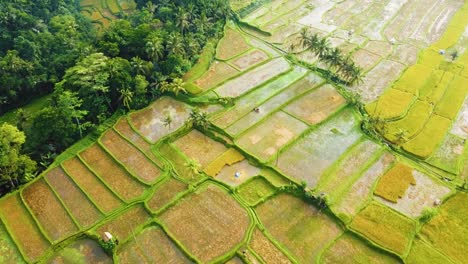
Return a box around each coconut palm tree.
[323,47,342,70]
[348,66,363,85]
[163,114,173,129]
[119,88,133,110]
[176,8,190,35]
[316,37,330,59]
[299,27,311,49]
[450,50,459,61]
[130,56,147,76]
[145,37,164,62]
[185,159,201,177]
[190,110,210,131]
[160,78,187,96]
[166,32,185,57]
[197,12,212,34]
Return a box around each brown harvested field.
[250,228,291,264]
[389,43,419,66]
[229,49,269,71]
[217,28,251,60]
[80,144,147,202]
[173,130,228,168]
[46,167,103,228]
[160,184,251,262]
[420,192,468,264]
[321,233,400,264]
[147,178,187,213]
[331,153,395,222]
[46,239,112,264]
[376,170,451,218]
[114,118,162,167]
[236,111,308,162]
[349,60,405,103]
[22,179,78,241]
[283,84,346,125]
[130,97,191,143]
[350,202,416,256]
[351,49,382,71]
[194,61,239,90]
[363,41,392,58]
[62,158,123,214]
[117,226,191,263]
[0,194,50,262]
[96,205,151,242]
[101,130,161,184]
[255,193,342,263]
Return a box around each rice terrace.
[1,0,468,263]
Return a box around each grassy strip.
[237,0,274,18]
[183,39,217,94]
[0,94,53,125]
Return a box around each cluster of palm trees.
[298,27,363,85]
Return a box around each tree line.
[297,27,363,85]
[0,0,229,196]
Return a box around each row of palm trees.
[298,27,363,85]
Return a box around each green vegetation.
[374,163,415,203]
[350,202,416,256]
[0,124,36,193]
[298,27,364,85]
[0,0,229,196]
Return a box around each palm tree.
[348,66,363,86]
[299,27,311,49]
[176,8,190,35]
[197,12,212,34]
[119,88,133,110]
[185,159,201,177]
[190,110,210,131]
[163,114,173,129]
[323,47,342,69]
[130,56,147,75]
[160,78,187,96]
[316,37,330,59]
[450,50,459,61]
[166,33,185,57]
[145,37,164,62]
[145,2,157,15]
